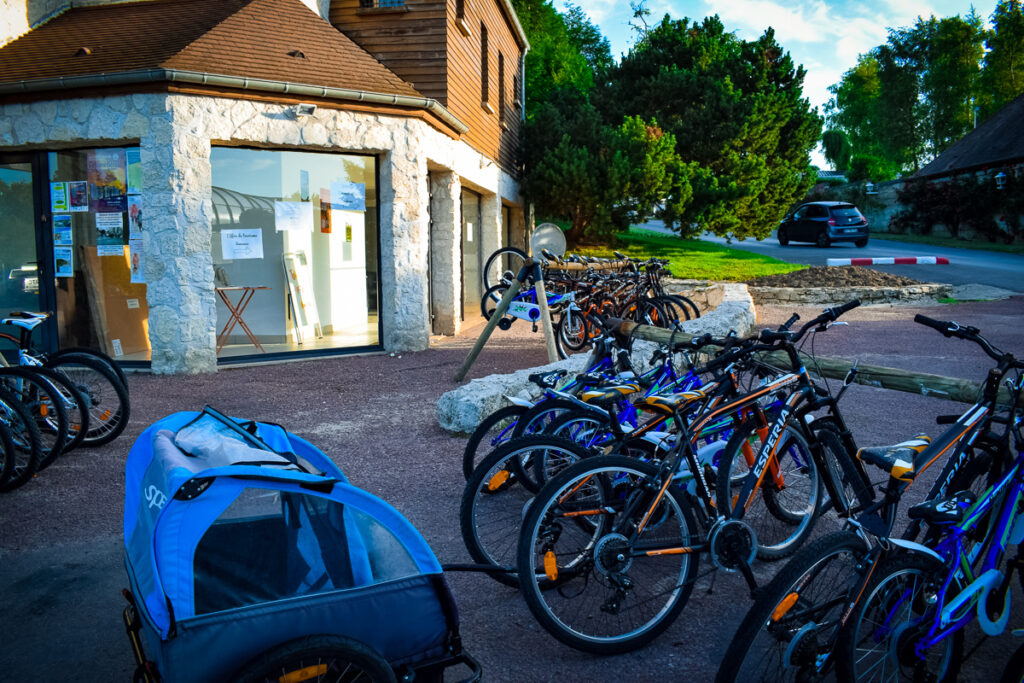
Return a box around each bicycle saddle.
[580,383,642,405]
[856,434,931,481]
[908,490,977,525]
[2,310,50,329]
[639,390,709,415]
[528,369,567,389]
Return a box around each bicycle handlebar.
[914,314,1021,366]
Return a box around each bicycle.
[716,314,1024,682]
[512,302,862,654]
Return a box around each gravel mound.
[745,266,927,288]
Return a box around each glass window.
[193,487,419,615]
[461,189,481,318]
[481,24,489,105]
[210,148,379,358]
[0,161,40,319]
[830,206,863,218]
[48,148,150,361]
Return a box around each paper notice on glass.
[69,181,89,212]
[300,170,310,201]
[97,245,124,257]
[221,228,264,259]
[331,181,366,211]
[51,182,69,212]
[319,188,331,233]
[96,212,125,245]
[274,201,313,232]
[126,148,142,195]
[129,237,145,283]
[111,339,124,357]
[54,246,73,277]
[127,195,143,238]
[88,148,127,213]
[53,214,73,245]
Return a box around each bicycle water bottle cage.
[856,434,931,481]
[908,490,978,525]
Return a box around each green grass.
[573,229,806,281]
[873,231,1024,255]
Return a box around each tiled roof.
[0,0,421,98]
[916,93,1024,178]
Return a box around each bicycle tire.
[483,246,528,296]
[0,420,14,488]
[1001,642,1024,683]
[715,419,822,561]
[48,346,129,393]
[45,353,129,446]
[461,436,591,588]
[31,365,89,455]
[650,295,692,325]
[234,634,396,683]
[0,385,43,491]
[517,454,699,654]
[0,367,68,472]
[715,530,869,682]
[555,308,590,353]
[462,404,527,480]
[835,552,962,682]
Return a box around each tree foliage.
[511,0,593,117]
[827,5,1022,176]
[599,16,821,240]
[561,3,614,81]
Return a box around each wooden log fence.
[610,319,1021,409]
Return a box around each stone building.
[0,0,527,373]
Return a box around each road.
[632,220,1024,292]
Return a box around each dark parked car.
[777,201,869,248]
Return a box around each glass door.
[461,189,481,319]
[0,158,44,319]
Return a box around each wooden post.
[607,319,1023,409]
[453,263,530,382]
[533,266,559,362]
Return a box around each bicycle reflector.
[771,592,799,622]
[545,551,559,581]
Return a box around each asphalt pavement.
[632,220,1024,292]
[2,299,1024,681]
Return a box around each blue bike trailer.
[122,408,475,682]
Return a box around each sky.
[556,0,1000,167]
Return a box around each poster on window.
[319,188,331,233]
[129,237,145,283]
[54,247,73,277]
[127,196,143,238]
[88,148,127,213]
[300,170,310,201]
[126,148,142,195]
[50,182,68,212]
[96,212,125,255]
[330,181,365,211]
[274,201,313,231]
[68,181,89,212]
[53,214,73,246]
[221,228,264,259]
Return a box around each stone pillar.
[480,191,502,262]
[429,171,462,335]
[144,97,217,374]
[379,144,431,351]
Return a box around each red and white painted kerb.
[826,256,950,266]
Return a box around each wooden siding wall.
[330,0,523,174]
[445,0,522,173]
[329,0,448,103]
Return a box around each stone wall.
[1,93,521,372]
[749,283,953,307]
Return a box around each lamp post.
[996,171,1007,190]
[865,181,876,195]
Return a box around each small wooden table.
[216,286,271,354]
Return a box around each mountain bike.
[716,314,1024,682]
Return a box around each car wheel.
[854,238,868,248]
[816,231,830,248]
[777,226,789,246]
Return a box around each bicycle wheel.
[517,454,699,654]
[650,295,691,326]
[483,246,528,296]
[461,436,591,588]
[556,308,589,354]
[835,552,962,682]
[31,365,89,455]
[716,419,822,561]
[234,634,396,683]
[716,530,869,682]
[48,346,129,393]
[0,367,68,471]
[0,385,43,491]
[462,404,527,480]
[45,353,129,446]
[0,421,14,488]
